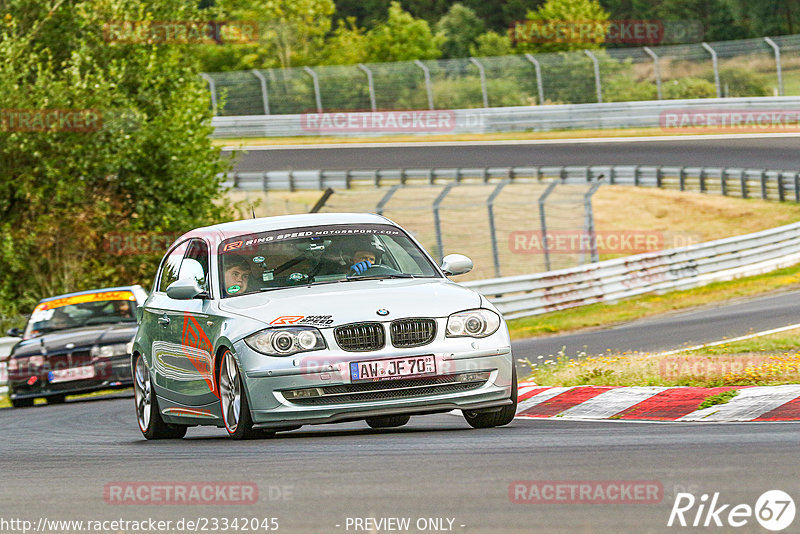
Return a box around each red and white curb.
[515,382,800,421]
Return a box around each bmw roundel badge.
[376,309,389,316]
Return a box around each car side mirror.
[166,279,206,300]
[441,254,473,276]
[6,327,22,338]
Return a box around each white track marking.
[515,386,572,414]
[558,387,668,419]
[679,385,800,421]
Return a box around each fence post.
[303,66,323,112]
[655,166,663,188]
[376,185,400,215]
[764,37,784,96]
[487,179,510,277]
[778,172,786,202]
[414,60,435,110]
[357,63,377,112]
[200,73,217,115]
[642,46,662,100]
[582,180,602,264]
[795,172,800,202]
[251,70,270,115]
[720,168,728,196]
[701,43,721,98]
[699,168,706,193]
[679,167,686,191]
[761,170,768,199]
[433,183,457,262]
[524,53,545,105]
[584,50,603,103]
[633,165,640,186]
[469,57,489,108]
[538,181,559,272]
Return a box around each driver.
[346,237,383,275]
[223,255,252,295]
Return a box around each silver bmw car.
[132,213,516,439]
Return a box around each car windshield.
[24,290,138,339]
[218,223,440,297]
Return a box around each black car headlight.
[244,327,327,357]
[446,309,501,338]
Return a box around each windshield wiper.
[345,273,415,281]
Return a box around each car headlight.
[244,327,327,357]
[446,309,501,338]
[91,342,131,358]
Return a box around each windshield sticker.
[33,290,136,312]
[227,285,241,294]
[262,270,274,281]
[221,224,404,252]
[270,315,333,326]
[253,256,265,263]
[288,272,305,282]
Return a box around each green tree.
[470,30,514,56]
[435,4,485,58]
[364,1,443,62]
[0,0,231,323]
[515,0,610,53]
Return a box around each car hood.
[218,278,481,326]
[11,322,138,358]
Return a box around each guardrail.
[462,222,800,319]
[222,164,800,202]
[210,96,800,137]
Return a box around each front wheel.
[463,366,517,429]
[134,353,187,440]
[219,349,270,440]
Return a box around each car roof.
[196,212,394,239]
[37,285,145,304]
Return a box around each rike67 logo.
[668,490,795,531]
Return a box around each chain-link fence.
[204,34,800,116]
[311,182,597,281]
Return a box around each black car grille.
[285,374,487,406]
[391,319,436,348]
[334,323,385,352]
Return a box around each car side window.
[180,239,210,293]
[157,241,189,293]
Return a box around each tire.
[365,415,410,428]
[10,397,34,408]
[134,353,187,440]
[463,365,518,429]
[46,394,67,404]
[219,349,271,440]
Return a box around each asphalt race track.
[227,135,800,172]
[2,394,799,534]
[3,290,800,533]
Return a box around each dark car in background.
[6,286,148,407]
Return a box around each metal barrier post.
[642,46,662,100]
[701,43,721,98]
[470,57,489,108]
[721,168,728,196]
[761,170,768,199]
[414,60,435,110]
[433,183,457,262]
[524,53,545,105]
[200,73,217,115]
[376,185,400,215]
[584,50,603,103]
[740,169,748,199]
[303,66,323,112]
[764,37,784,96]
[251,70,270,115]
[358,63,377,111]
[487,179,510,277]
[538,181,559,272]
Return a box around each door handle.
[157,315,171,326]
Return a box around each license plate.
[350,355,435,382]
[49,365,95,383]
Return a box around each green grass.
[698,390,739,410]
[507,261,800,340]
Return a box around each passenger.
[223,255,252,296]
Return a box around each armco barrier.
[462,222,800,319]
[211,96,800,137]
[220,165,800,203]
